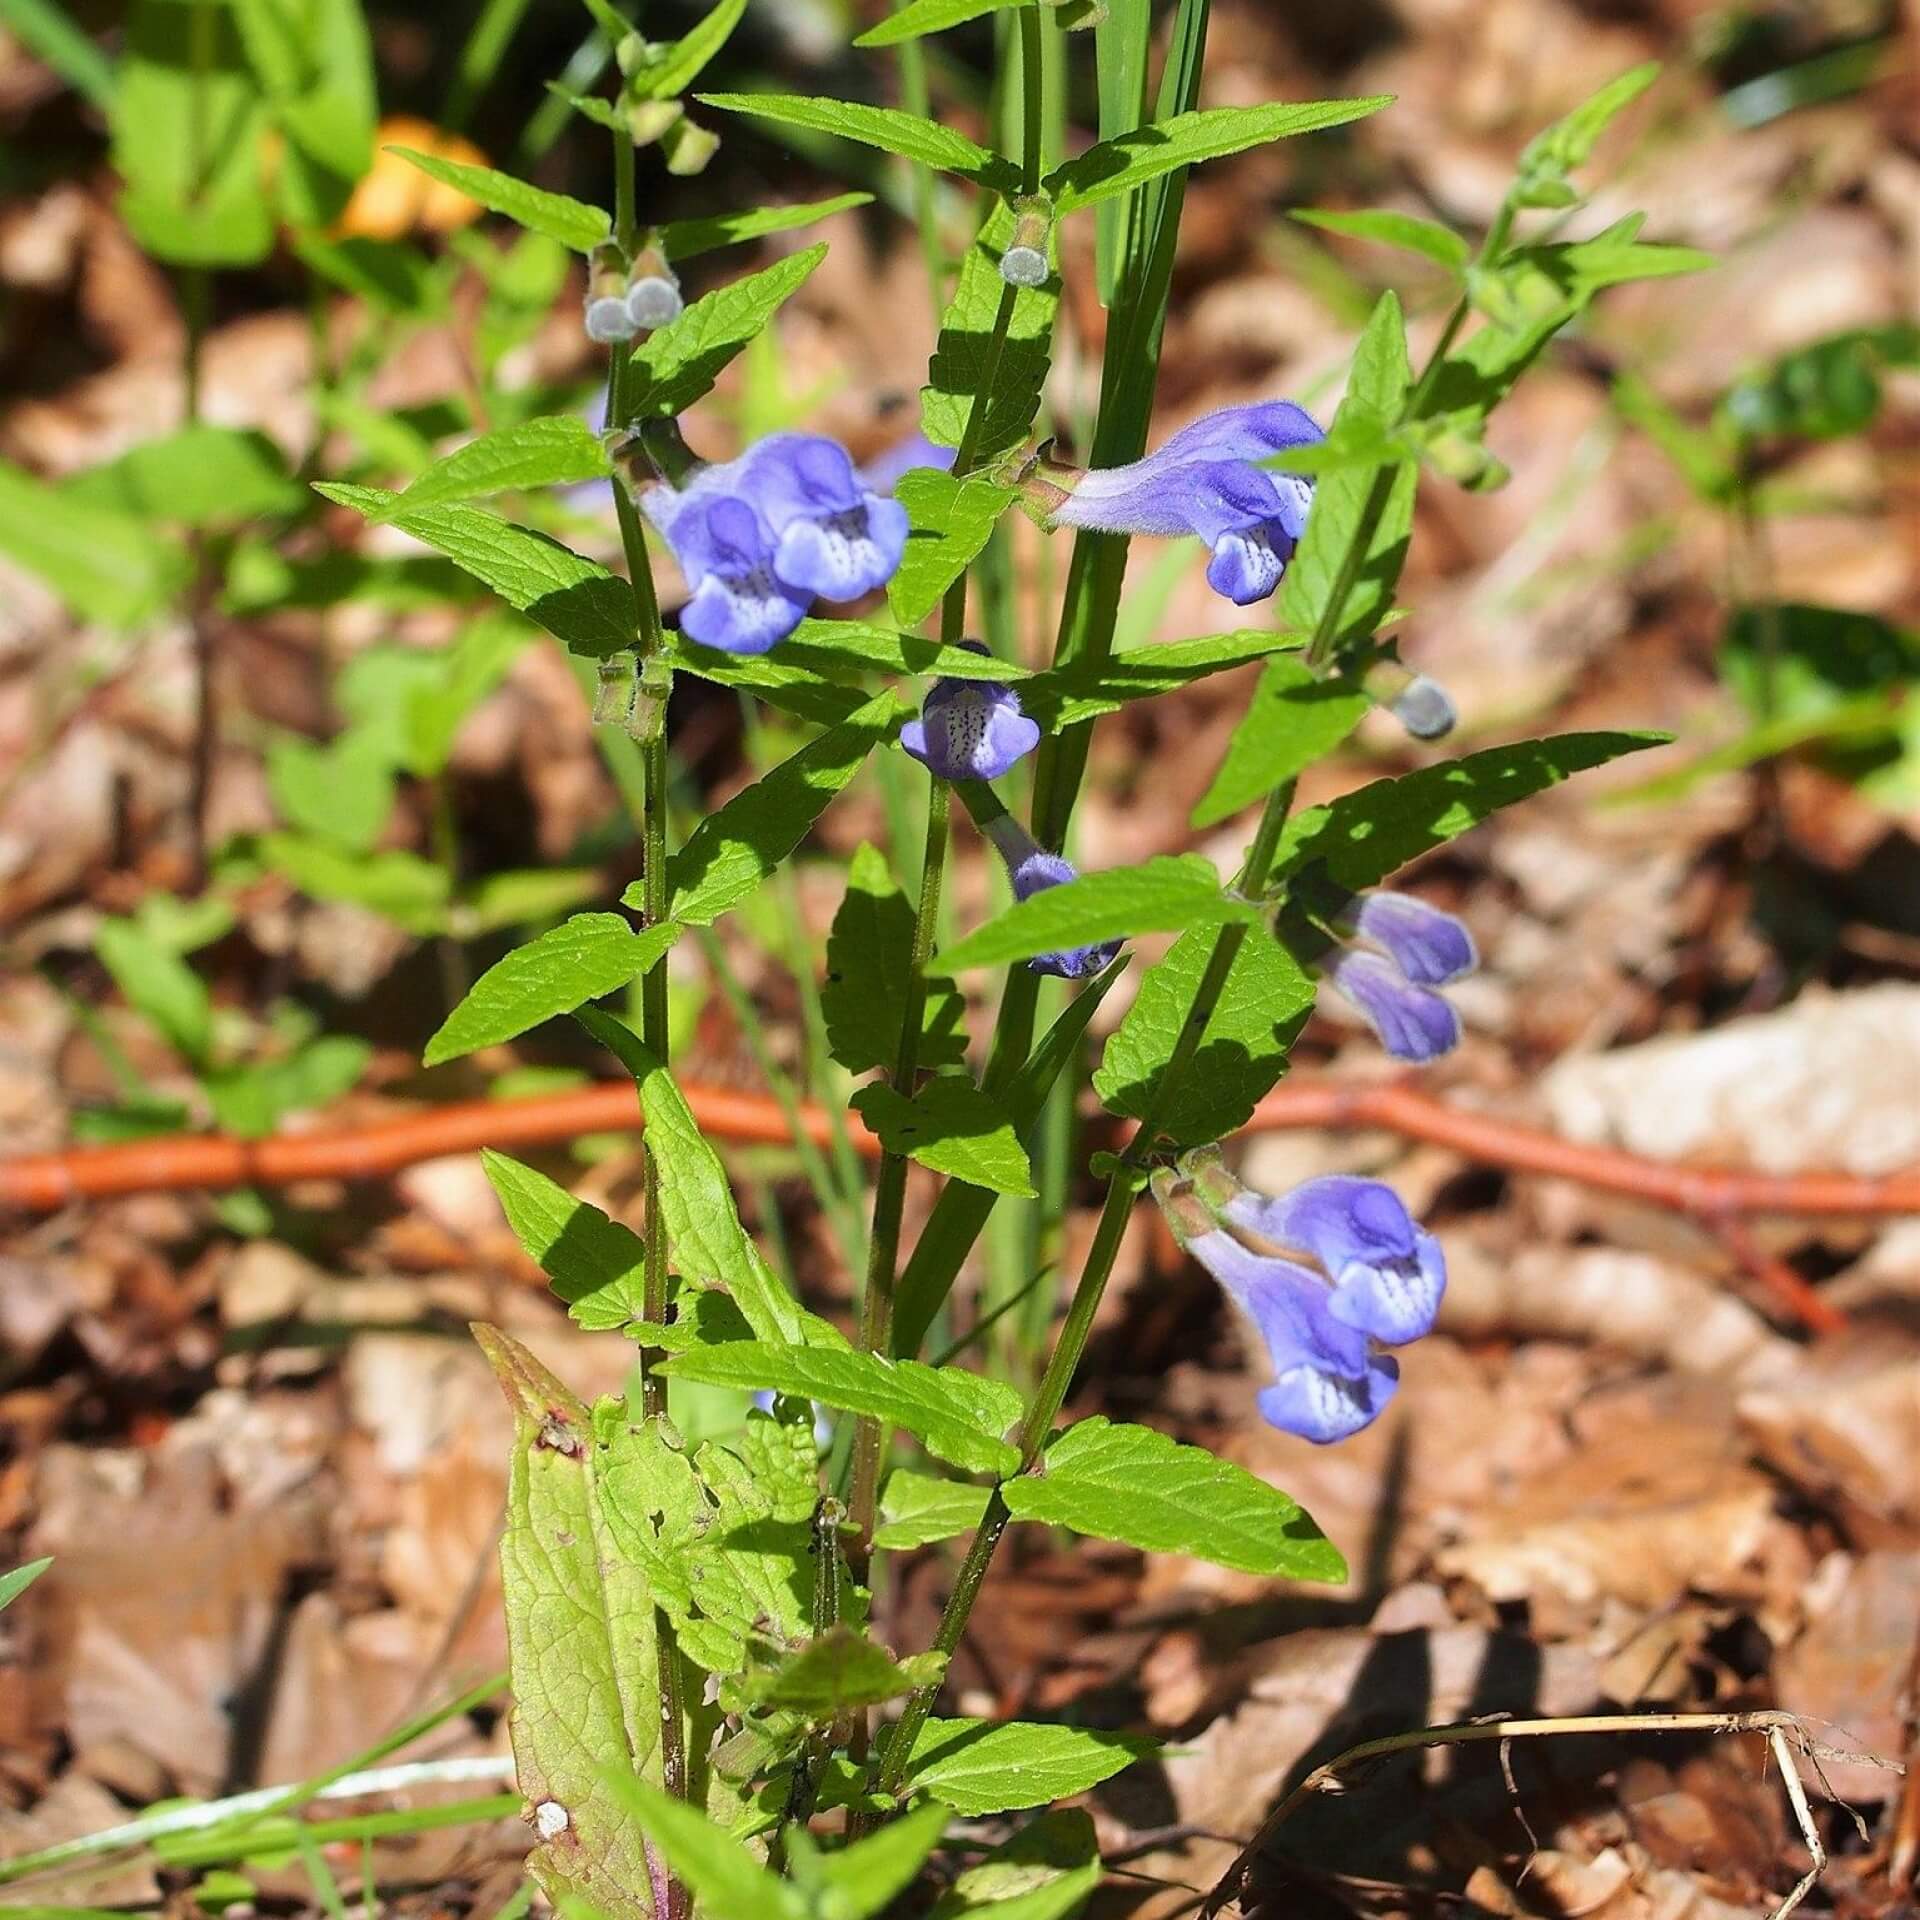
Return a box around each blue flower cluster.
[1323,890,1477,1063]
[1157,1155,1446,1443]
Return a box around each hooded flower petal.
[980,817,1122,979]
[1325,948,1462,1062]
[1343,892,1476,986]
[1227,1174,1446,1348]
[732,433,909,602]
[901,643,1042,781]
[642,487,809,655]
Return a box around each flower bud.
[626,96,684,146]
[661,115,720,176]
[584,243,637,343]
[1361,656,1457,740]
[999,196,1053,288]
[625,240,683,331]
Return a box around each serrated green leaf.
[578,1014,817,1347]
[0,459,188,627]
[1276,291,1415,654]
[796,1801,952,1920]
[665,641,869,727]
[628,243,828,419]
[660,191,873,261]
[258,831,452,931]
[374,417,612,521]
[785,620,1029,681]
[0,1557,52,1614]
[749,1626,942,1717]
[1018,631,1302,731]
[650,691,903,927]
[627,0,748,98]
[1293,206,1470,271]
[698,92,1020,192]
[855,0,1025,46]
[473,1327,662,1920]
[1278,730,1669,888]
[659,1343,1021,1476]
[482,1150,647,1329]
[891,1717,1156,1816]
[824,843,969,1075]
[933,854,1251,975]
[387,146,609,251]
[927,1809,1100,1920]
[1092,924,1314,1147]
[888,471,1016,626]
[317,483,637,659]
[1002,1416,1344,1579]
[922,200,1058,462]
[66,426,301,526]
[1046,96,1391,214]
[1191,659,1371,828]
[851,1076,1035,1196]
[600,1766,798,1920]
[96,916,214,1068]
[425,914,679,1065]
[875,1469,991,1550]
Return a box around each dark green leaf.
[373,417,612,520]
[850,1076,1035,1197]
[387,147,609,251]
[697,92,1020,192]
[927,1809,1100,1919]
[482,1150,647,1329]
[888,471,1017,627]
[1018,631,1302,730]
[855,0,1026,47]
[1191,660,1372,828]
[660,191,873,261]
[824,843,969,1074]
[890,1717,1155,1815]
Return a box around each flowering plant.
[311,11,1692,1912]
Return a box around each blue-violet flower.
[640,432,909,654]
[901,641,1041,781]
[1048,401,1324,607]
[855,431,957,496]
[1323,890,1476,1064]
[981,815,1121,980]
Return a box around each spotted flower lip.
[639,432,909,654]
[1321,890,1476,1063]
[981,816,1121,980]
[901,641,1042,782]
[1046,400,1325,607]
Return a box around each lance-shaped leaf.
[425,913,680,1064]
[601,1768,800,1920]
[851,1077,1036,1197]
[316,482,637,658]
[927,1809,1101,1920]
[371,416,612,521]
[627,0,748,100]
[698,92,1021,193]
[660,191,873,262]
[747,1626,945,1717]
[659,1343,1022,1476]
[932,854,1255,975]
[1018,630,1303,731]
[855,0,1025,46]
[1001,1416,1345,1580]
[1046,96,1392,214]
[472,1325,663,1920]
[630,244,829,418]
[482,1151,647,1330]
[388,146,609,251]
[875,1469,992,1550]
[784,620,1030,681]
[790,1802,953,1920]
[824,843,969,1075]
[0,461,189,628]
[889,471,1016,627]
[886,1717,1157,1816]
[0,1557,52,1615]
[1191,659,1371,828]
[1293,206,1471,272]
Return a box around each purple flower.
[901,642,1041,781]
[1158,1160,1444,1444]
[640,432,908,654]
[1047,401,1324,606]
[982,815,1121,980]
[1322,891,1476,1064]
[856,431,958,496]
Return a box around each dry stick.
[1199,1710,1898,1920]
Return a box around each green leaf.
[1721,325,1920,443]
[627,0,748,97]
[202,1035,370,1138]
[794,1801,952,1920]
[927,1809,1100,1920]
[1018,631,1302,730]
[425,914,679,1065]
[851,1076,1036,1196]
[1275,291,1415,653]
[387,146,609,251]
[65,426,301,526]
[473,1327,663,1920]
[1518,61,1659,180]
[783,620,1029,681]
[96,916,213,1068]
[234,0,375,230]
[316,483,637,659]
[1002,1417,1345,1579]
[891,1717,1155,1816]
[824,843,969,1075]
[698,92,1020,192]
[922,199,1058,462]
[482,1150,647,1330]
[874,1469,991,1550]
[1293,206,1469,271]
[373,417,612,521]
[1046,96,1391,214]
[1614,371,1738,503]
[1278,730,1669,888]
[257,831,452,931]
[630,244,829,419]
[0,459,188,627]
[666,640,870,727]
[579,1014,816,1347]
[3,0,114,110]
[0,1557,52,1615]
[659,1343,1022,1476]
[748,1626,943,1717]
[888,471,1017,627]
[267,730,396,853]
[1718,604,1920,726]
[653,692,904,926]
[660,191,874,262]
[1092,923,1315,1147]
[599,1767,799,1920]
[1191,659,1371,828]
[855,0,1026,45]
[933,854,1252,975]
